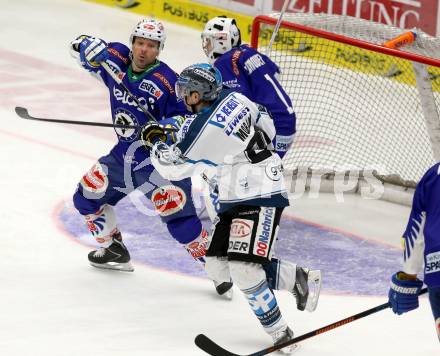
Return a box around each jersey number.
[264,74,294,114]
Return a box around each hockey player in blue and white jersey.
[201,16,296,158]
[142,63,321,353]
[67,19,231,296]
[388,162,440,341]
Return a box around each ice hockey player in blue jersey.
[68,19,231,296]
[201,16,296,159]
[388,162,440,341]
[143,63,321,353]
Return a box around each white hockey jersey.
[151,89,290,212]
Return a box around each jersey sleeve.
[401,171,428,275]
[238,48,296,138]
[75,40,130,87]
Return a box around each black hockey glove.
[140,122,167,149]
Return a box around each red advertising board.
[272,0,438,36]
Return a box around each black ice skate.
[272,326,298,354]
[213,280,233,300]
[88,233,134,272]
[292,267,322,312]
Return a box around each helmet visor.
[175,77,190,101]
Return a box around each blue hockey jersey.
[213,44,296,155]
[80,42,187,164]
[402,162,440,287]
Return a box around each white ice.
[0,1,437,355]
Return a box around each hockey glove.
[151,141,184,165]
[388,272,423,315]
[158,116,185,144]
[140,122,167,149]
[75,36,109,70]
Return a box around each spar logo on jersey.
[152,185,187,217]
[426,251,440,274]
[139,79,163,99]
[113,108,139,142]
[80,162,109,194]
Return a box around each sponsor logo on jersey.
[107,47,129,64]
[153,72,175,94]
[152,185,186,216]
[244,54,265,75]
[228,218,253,254]
[113,108,139,142]
[253,207,275,258]
[426,251,440,274]
[223,78,240,88]
[80,163,109,194]
[113,86,148,112]
[139,79,163,99]
[230,219,253,238]
[231,49,241,76]
[186,229,208,259]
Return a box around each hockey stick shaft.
[195,287,428,356]
[101,62,159,124]
[15,106,138,129]
[267,0,291,56]
[15,106,177,132]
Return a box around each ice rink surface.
[0,1,438,355]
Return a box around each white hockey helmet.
[201,16,242,63]
[129,18,166,52]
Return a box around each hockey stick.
[267,0,291,57]
[100,62,160,124]
[14,106,177,132]
[195,287,428,356]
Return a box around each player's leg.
[140,170,233,297]
[73,153,133,271]
[225,206,297,354]
[264,258,322,312]
[428,286,440,341]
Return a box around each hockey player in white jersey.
[142,63,321,353]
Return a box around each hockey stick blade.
[195,287,428,356]
[15,106,177,131]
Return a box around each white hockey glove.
[151,141,184,165]
[70,35,109,70]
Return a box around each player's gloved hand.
[151,141,183,164]
[388,272,423,315]
[72,36,109,70]
[159,115,185,144]
[274,134,293,159]
[140,122,167,149]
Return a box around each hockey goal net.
[251,14,440,192]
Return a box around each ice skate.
[213,280,233,300]
[88,233,134,272]
[293,267,322,312]
[271,326,299,354]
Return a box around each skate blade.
[305,270,322,312]
[90,261,134,272]
[278,343,300,354]
[220,288,233,300]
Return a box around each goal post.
[251,14,440,204]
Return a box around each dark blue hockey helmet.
[175,63,222,102]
